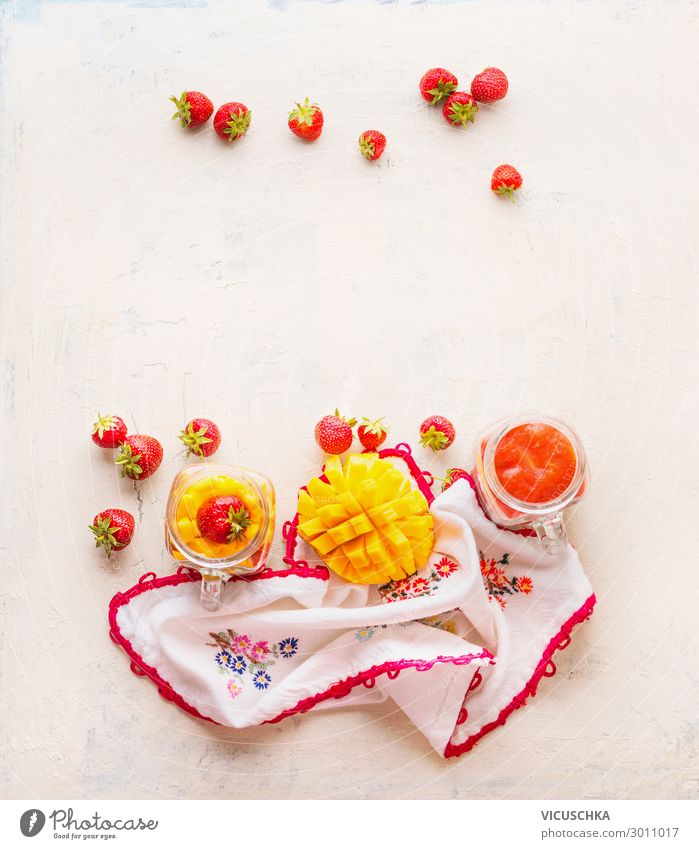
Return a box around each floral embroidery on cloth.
[479,551,534,609]
[378,556,459,604]
[207,629,299,697]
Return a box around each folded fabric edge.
[108,569,495,731]
[264,649,494,726]
[443,592,597,758]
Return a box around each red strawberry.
[442,467,470,492]
[470,68,508,104]
[419,68,458,105]
[91,413,128,449]
[491,164,522,201]
[115,435,163,480]
[196,495,251,545]
[419,415,456,451]
[288,98,324,141]
[179,418,221,458]
[357,417,388,451]
[89,509,135,558]
[314,410,356,454]
[170,91,214,127]
[442,92,478,127]
[213,102,251,142]
[359,130,386,161]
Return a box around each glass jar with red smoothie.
[472,413,589,553]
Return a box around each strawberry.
[288,98,324,141]
[196,495,251,545]
[89,509,135,558]
[115,435,163,480]
[359,130,386,161]
[442,92,478,127]
[419,68,458,105]
[357,417,388,451]
[179,418,221,458]
[491,164,522,201]
[91,413,128,448]
[470,68,508,104]
[314,410,356,454]
[441,467,470,492]
[170,91,214,127]
[213,102,251,142]
[419,415,456,451]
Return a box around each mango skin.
[296,454,434,584]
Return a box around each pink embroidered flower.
[248,640,271,662]
[227,679,242,699]
[229,633,252,654]
[435,556,458,578]
[407,577,431,596]
[515,575,533,594]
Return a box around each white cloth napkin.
[110,477,594,757]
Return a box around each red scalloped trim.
[443,592,596,758]
[108,569,493,727]
[264,648,494,725]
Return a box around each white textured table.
[1,0,697,800]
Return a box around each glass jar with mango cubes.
[165,464,275,610]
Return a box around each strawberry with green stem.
[197,496,252,545]
[288,98,324,141]
[359,130,386,161]
[89,509,135,558]
[419,68,458,104]
[440,467,470,492]
[419,415,456,451]
[315,410,356,454]
[179,418,221,458]
[357,417,388,451]
[442,92,478,127]
[213,102,251,142]
[91,413,127,448]
[491,164,522,202]
[170,91,214,127]
[115,435,163,480]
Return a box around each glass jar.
[165,464,275,610]
[472,413,589,553]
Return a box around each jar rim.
[481,412,588,515]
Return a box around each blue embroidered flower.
[278,637,299,658]
[252,669,271,690]
[230,654,247,674]
[354,626,375,643]
[215,650,234,669]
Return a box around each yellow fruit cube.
[343,536,370,569]
[307,477,336,503]
[317,502,351,527]
[176,517,198,544]
[326,520,359,546]
[298,517,328,539]
[297,490,317,519]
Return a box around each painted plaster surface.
[0,0,697,799]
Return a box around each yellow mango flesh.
[296,453,434,584]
